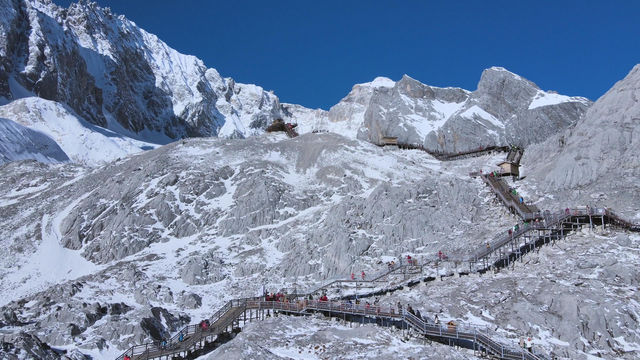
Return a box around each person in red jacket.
[361,271,366,280]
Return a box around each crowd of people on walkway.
[264,291,289,302]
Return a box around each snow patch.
[0,193,101,306]
[529,90,590,110]
[460,105,504,128]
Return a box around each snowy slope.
[0,97,160,166]
[0,133,516,355]
[529,90,590,109]
[0,129,638,360]
[0,117,69,165]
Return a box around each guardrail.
[481,174,540,221]
[403,311,542,360]
[380,142,509,161]
[284,263,421,298]
[116,298,259,360]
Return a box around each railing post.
[474,329,477,352]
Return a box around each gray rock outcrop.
[0,332,62,360]
[523,64,640,217]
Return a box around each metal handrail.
[384,142,510,161]
[286,263,418,298]
[402,311,542,360]
[481,175,540,221]
[465,207,620,263]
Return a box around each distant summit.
[289,67,591,153]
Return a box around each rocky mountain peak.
[394,74,438,100]
[368,76,395,88]
[476,66,540,110]
[351,67,590,152]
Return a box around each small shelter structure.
[381,136,398,146]
[497,146,524,178]
[497,161,520,178]
[266,118,298,137]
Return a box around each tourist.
[525,336,533,353]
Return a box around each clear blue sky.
[53,0,640,110]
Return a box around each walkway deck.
[119,299,544,360]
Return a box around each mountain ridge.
[1,0,592,166]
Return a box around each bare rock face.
[140,307,190,341]
[0,0,106,126]
[0,332,62,360]
[180,250,226,285]
[523,64,640,216]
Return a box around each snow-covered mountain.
[286,69,590,154]
[2,127,639,359]
[0,0,283,144]
[0,116,69,164]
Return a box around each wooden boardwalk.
[119,299,544,360]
